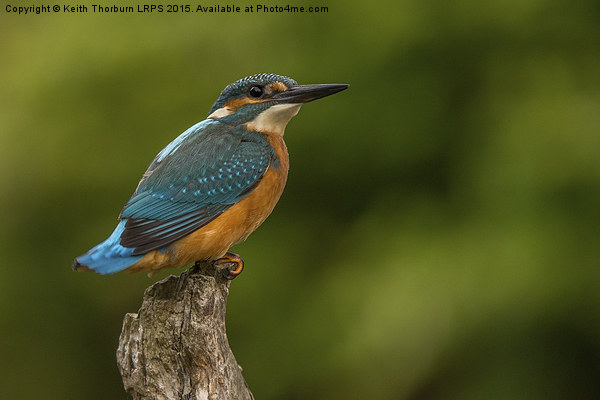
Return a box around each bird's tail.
[73,220,144,274]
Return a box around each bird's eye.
[249,86,263,98]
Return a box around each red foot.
[213,251,245,280]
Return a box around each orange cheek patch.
[224,97,265,111]
[269,81,288,93]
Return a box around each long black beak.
[273,83,349,104]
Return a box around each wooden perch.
[116,262,254,400]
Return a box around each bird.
[73,73,349,278]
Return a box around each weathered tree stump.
[116,262,254,400]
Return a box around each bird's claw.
[213,251,245,280]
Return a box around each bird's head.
[208,73,348,135]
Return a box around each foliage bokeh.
[1,0,599,398]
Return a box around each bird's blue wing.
[119,120,274,255]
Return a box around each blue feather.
[75,120,278,269]
[117,122,276,254]
[74,220,143,274]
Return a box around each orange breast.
[126,134,289,274]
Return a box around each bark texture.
[116,262,254,400]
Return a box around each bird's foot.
[213,251,245,280]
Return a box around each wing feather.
[118,121,274,254]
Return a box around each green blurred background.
[1,0,599,398]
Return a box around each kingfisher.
[73,73,348,278]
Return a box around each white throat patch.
[207,107,232,119]
[246,104,302,136]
